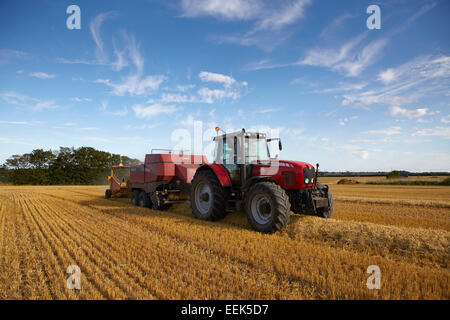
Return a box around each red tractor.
[125,128,333,233]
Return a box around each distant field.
[0,180,449,299]
[320,175,449,184]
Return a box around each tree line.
[0,147,141,185]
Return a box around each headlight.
[305,178,309,184]
[311,178,314,183]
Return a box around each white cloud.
[389,106,428,118]
[99,100,108,111]
[199,71,236,88]
[179,0,260,20]
[412,127,450,138]
[29,72,55,79]
[63,122,78,126]
[351,138,392,145]
[160,72,246,104]
[197,87,239,104]
[257,108,281,113]
[160,93,196,103]
[357,150,369,160]
[132,103,177,118]
[378,68,396,84]
[176,84,196,92]
[364,126,401,135]
[441,115,450,124]
[0,120,41,126]
[71,97,92,102]
[180,114,195,127]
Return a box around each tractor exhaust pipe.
[313,163,319,190]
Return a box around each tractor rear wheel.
[131,189,140,206]
[245,182,291,233]
[191,170,227,221]
[138,191,151,208]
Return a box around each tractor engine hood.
[251,160,316,189]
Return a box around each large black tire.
[138,191,151,208]
[317,192,334,218]
[150,193,170,210]
[245,182,291,233]
[105,189,111,199]
[190,169,227,221]
[131,189,140,206]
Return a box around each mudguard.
[198,164,232,187]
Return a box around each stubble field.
[0,179,449,299]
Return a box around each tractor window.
[222,137,235,164]
[245,138,270,163]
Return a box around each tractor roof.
[213,129,267,141]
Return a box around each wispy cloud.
[90,11,117,63]
[412,127,450,138]
[0,120,42,126]
[1,92,62,111]
[99,100,108,111]
[342,55,450,108]
[319,13,353,39]
[71,97,92,102]
[0,49,27,64]
[94,31,167,96]
[180,0,312,50]
[364,126,401,136]
[132,103,177,118]
[96,75,167,96]
[29,72,55,79]
[299,34,388,76]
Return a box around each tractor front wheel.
[191,170,227,221]
[317,192,334,218]
[245,182,291,233]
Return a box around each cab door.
[222,135,241,185]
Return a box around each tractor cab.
[212,128,282,186]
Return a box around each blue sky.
[0,0,449,171]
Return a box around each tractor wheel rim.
[195,182,212,214]
[251,194,272,224]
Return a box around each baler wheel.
[138,191,151,208]
[245,182,291,233]
[191,170,227,221]
[131,189,140,206]
[105,189,111,199]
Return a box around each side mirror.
[279,140,282,151]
